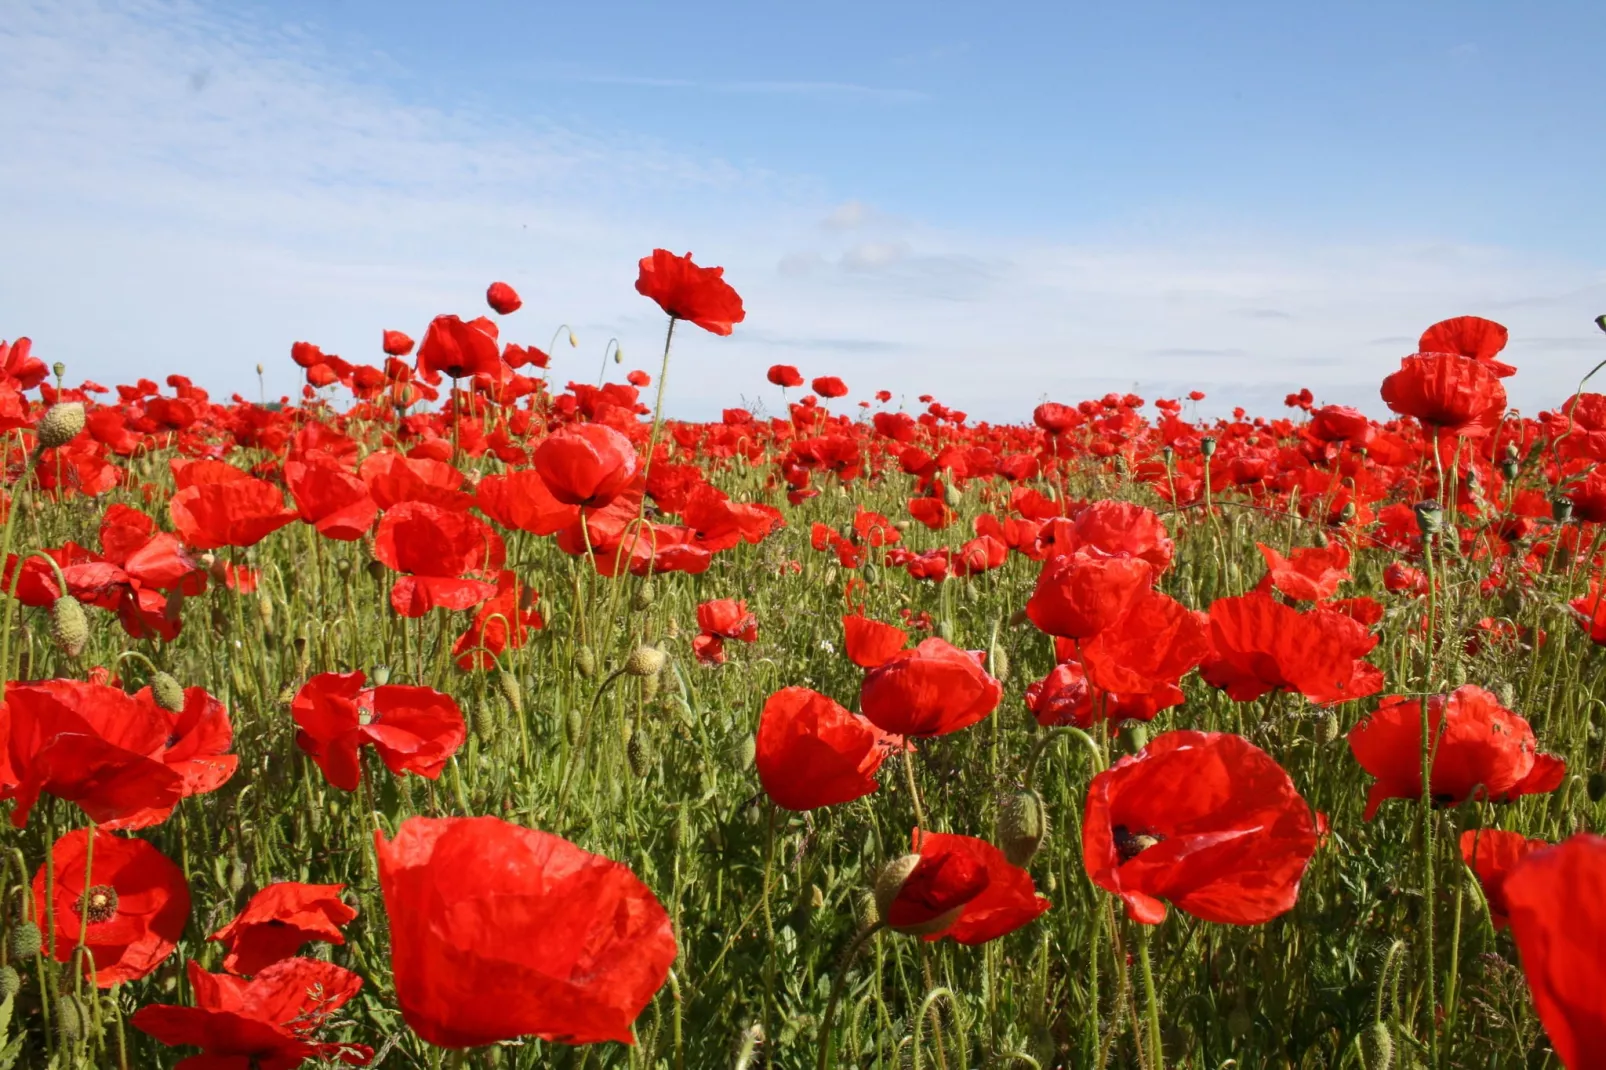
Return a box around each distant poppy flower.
[533,424,640,508]
[767,364,804,388]
[285,450,378,541]
[169,474,297,551]
[635,249,746,336]
[1502,834,1606,1070]
[626,369,651,387]
[1026,549,1152,640]
[1026,659,1183,732]
[452,570,544,671]
[373,501,503,617]
[486,281,522,315]
[133,957,372,1068]
[860,637,1001,738]
[1255,542,1350,602]
[1380,353,1506,437]
[376,815,677,1047]
[812,376,849,399]
[909,830,1051,945]
[291,672,466,791]
[1419,315,1514,377]
[693,598,758,665]
[1348,685,1560,819]
[34,827,190,986]
[382,329,415,356]
[1383,561,1430,596]
[1459,828,1548,929]
[756,686,901,811]
[416,314,502,380]
[210,882,357,976]
[1032,402,1078,435]
[1188,390,1207,401]
[842,613,909,668]
[1083,731,1318,924]
[1570,583,1606,644]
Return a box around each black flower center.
[1113,824,1165,863]
[73,885,119,924]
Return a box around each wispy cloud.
[536,70,925,103]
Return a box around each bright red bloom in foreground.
[842,613,909,668]
[34,827,190,986]
[372,502,503,617]
[285,451,378,541]
[375,815,677,1048]
[210,882,357,976]
[860,637,1001,738]
[169,473,297,550]
[756,686,901,811]
[1419,314,1514,377]
[291,672,466,791]
[1084,731,1318,925]
[415,314,502,380]
[1380,352,1507,437]
[1256,541,1350,602]
[1459,828,1548,929]
[635,249,746,335]
[909,830,1051,945]
[1200,591,1381,705]
[533,423,640,508]
[486,280,522,314]
[1025,549,1152,640]
[1503,834,1606,1070]
[1348,685,1561,819]
[133,957,372,1069]
[767,364,804,388]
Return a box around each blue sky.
[2,0,1603,420]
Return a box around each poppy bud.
[862,563,880,584]
[996,789,1047,866]
[1413,500,1443,536]
[55,992,85,1045]
[1552,495,1574,524]
[1226,999,1253,1038]
[497,668,523,717]
[1500,457,1519,482]
[1200,436,1217,458]
[10,920,41,960]
[36,401,86,449]
[0,964,18,1000]
[565,706,584,746]
[151,671,185,713]
[1313,711,1341,747]
[988,641,1010,684]
[257,593,275,638]
[631,580,656,611]
[573,646,597,679]
[640,671,661,701]
[614,347,623,363]
[855,891,881,930]
[49,596,89,658]
[943,483,962,509]
[1161,445,1174,460]
[1312,528,1329,548]
[1596,313,1606,334]
[473,703,500,743]
[732,734,757,770]
[627,729,652,778]
[935,620,954,643]
[625,645,667,678]
[1363,1021,1393,1070]
[1338,501,1357,523]
[1588,771,1605,803]
[372,665,392,686]
[873,855,966,936]
[365,559,388,584]
[894,520,911,533]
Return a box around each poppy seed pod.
[1595,313,1606,334]
[36,401,86,449]
[631,580,656,611]
[996,789,1048,866]
[873,855,965,936]
[1200,436,1217,458]
[49,596,89,658]
[625,645,667,678]
[1551,495,1574,524]
[371,665,391,686]
[52,361,66,380]
[150,672,185,713]
[1413,500,1443,536]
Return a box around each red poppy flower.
[1026,659,1183,732]
[1200,592,1381,705]
[1503,834,1606,1070]
[533,424,640,508]
[382,329,415,356]
[635,249,746,335]
[1083,731,1318,924]
[486,280,522,315]
[1060,500,1175,573]
[291,672,466,791]
[812,376,849,399]
[359,450,474,512]
[452,570,544,671]
[33,827,190,986]
[133,957,372,1069]
[1419,315,1514,377]
[842,613,909,668]
[1025,549,1152,640]
[907,496,957,531]
[1383,561,1430,596]
[878,837,990,935]
[1570,583,1606,644]
[692,597,758,665]
[1348,685,1560,819]
[1380,353,1507,437]
[756,686,902,811]
[767,364,804,388]
[860,637,1001,738]
[626,369,651,387]
[416,314,502,380]
[116,683,239,829]
[1032,402,1079,435]
[376,815,677,1047]
[1255,541,1350,602]
[372,502,503,617]
[1459,828,1548,929]
[169,474,297,550]
[909,831,1051,945]
[285,450,378,541]
[210,882,357,976]
[1076,588,1210,699]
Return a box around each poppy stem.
[815,922,885,1070]
[1136,923,1164,1069]
[761,802,777,1055]
[901,746,927,831]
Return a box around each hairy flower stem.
[1137,924,1164,1069]
[902,746,927,831]
[815,922,885,1070]
[1419,526,1441,1068]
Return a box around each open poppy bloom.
[1418,315,1514,378]
[756,686,903,811]
[133,957,372,1068]
[1200,592,1381,705]
[859,637,1002,738]
[375,815,677,1047]
[1459,828,1548,929]
[169,471,297,551]
[1025,549,1152,640]
[907,830,1051,945]
[415,313,502,380]
[1082,731,1319,925]
[1026,659,1183,732]
[285,450,378,541]
[533,424,640,508]
[1074,587,1210,700]
[635,249,745,335]
[876,835,991,936]
[1348,685,1562,819]
[33,827,190,986]
[382,329,415,356]
[451,570,544,670]
[842,613,909,669]
[692,597,758,665]
[1255,541,1350,602]
[291,672,466,791]
[372,501,504,617]
[812,376,848,399]
[1380,352,1507,437]
[486,280,522,315]
[1502,834,1606,1070]
[767,364,804,388]
[210,882,357,976]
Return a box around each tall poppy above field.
[859,636,1001,738]
[635,250,745,335]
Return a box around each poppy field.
[0,250,1604,1069]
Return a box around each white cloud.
[1,0,1602,424]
